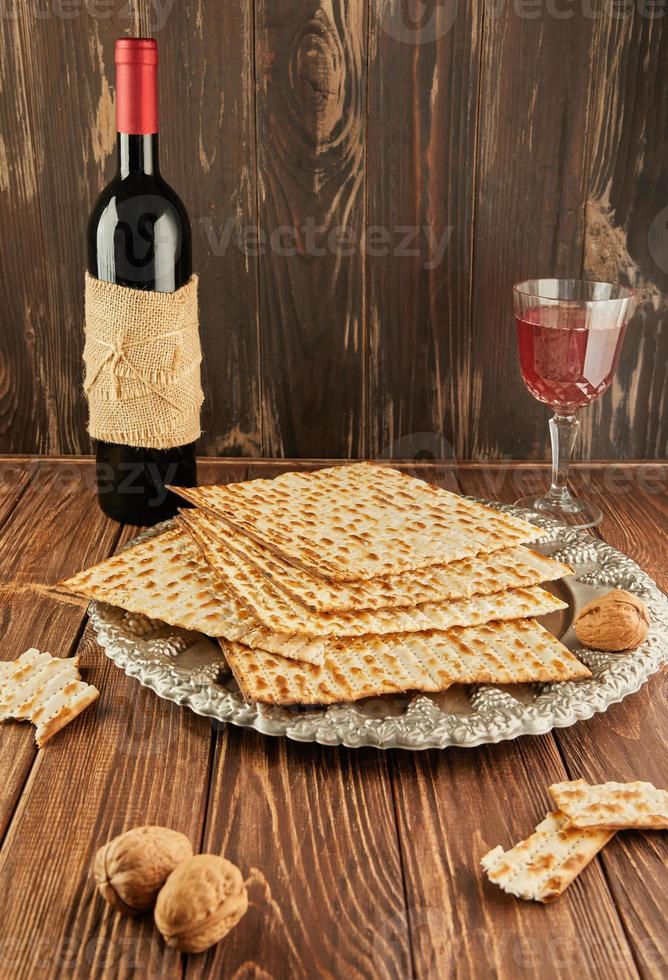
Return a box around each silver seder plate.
[89,503,668,750]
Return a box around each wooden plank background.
[0,1,665,459]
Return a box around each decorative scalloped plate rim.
[89,502,668,750]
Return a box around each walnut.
[574,589,650,652]
[94,826,193,915]
[154,854,249,953]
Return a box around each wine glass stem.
[548,412,579,499]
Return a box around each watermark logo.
[1,457,665,506]
[379,431,455,461]
[486,0,664,19]
[1,1,175,29]
[647,205,668,276]
[94,194,184,282]
[373,905,457,974]
[0,933,144,972]
[200,217,454,271]
[370,0,664,44]
[374,0,460,44]
[96,460,182,509]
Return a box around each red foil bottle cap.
[115,38,158,135]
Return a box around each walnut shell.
[154,854,248,954]
[94,826,193,915]
[574,589,650,652]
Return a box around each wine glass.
[513,279,635,529]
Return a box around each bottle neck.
[118,133,160,178]
[115,39,159,176]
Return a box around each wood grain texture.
[366,0,482,461]
[156,1,264,457]
[0,12,61,452]
[569,464,668,593]
[254,0,368,457]
[391,467,640,979]
[391,740,638,979]
[187,731,411,980]
[558,468,668,978]
[581,9,668,461]
[457,463,668,979]
[0,626,210,980]
[0,461,121,842]
[0,458,247,980]
[554,677,668,980]
[0,7,144,454]
[0,459,32,528]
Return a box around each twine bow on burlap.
[84,331,186,411]
[83,273,203,450]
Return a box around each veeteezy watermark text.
[375,0,664,48]
[0,0,174,29]
[200,218,454,271]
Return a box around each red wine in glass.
[516,306,628,411]
[513,279,635,529]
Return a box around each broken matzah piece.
[172,462,538,581]
[481,811,614,903]
[549,779,668,830]
[0,648,49,709]
[180,511,566,636]
[220,618,591,705]
[60,529,326,666]
[0,649,99,747]
[180,509,571,613]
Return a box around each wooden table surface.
[0,457,666,980]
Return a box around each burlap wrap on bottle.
[83,273,203,449]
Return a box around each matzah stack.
[182,505,569,612]
[173,462,539,580]
[65,463,589,706]
[61,529,327,666]
[179,508,566,636]
[179,508,572,619]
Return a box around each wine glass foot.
[514,492,603,530]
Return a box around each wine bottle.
[87,37,197,524]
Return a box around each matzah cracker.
[221,618,591,705]
[180,511,565,636]
[180,509,571,612]
[60,530,326,666]
[33,684,101,748]
[481,811,614,903]
[0,648,99,747]
[0,649,56,718]
[401,618,590,689]
[172,463,538,580]
[549,779,668,830]
[0,650,82,720]
[221,636,435,705]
